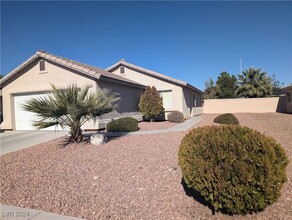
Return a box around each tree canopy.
[215,72,237,98]
[204,78,216,99]
[204,68,279,99]
[271,74,284,96]
[236,68,272,98]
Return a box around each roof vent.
[36,49,45,55]
[121,59,125,61]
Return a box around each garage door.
[14,93,66,131]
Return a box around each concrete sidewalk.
[0,204,84,220]
[106,114,205,137]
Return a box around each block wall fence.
[203,97,286,114]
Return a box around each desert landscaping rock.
[90,133,108,145]
[1,113,291,220]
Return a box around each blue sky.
[1,1,292,90]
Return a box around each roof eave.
[37,52,102,80]
[281,85,292,91]
[186,84,203,94]
[100,75,146,89]
[105,61,122,72]
[0,52,104,88]
[107,60,203,94]
[0,54,39,87]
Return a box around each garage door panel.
[14,93,67,131]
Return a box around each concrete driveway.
[0,130,68,156]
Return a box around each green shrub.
[167,111,185,123]
[178,125,288,215]
[139,86,164,121]
[214,113,239,125]
[106,117,138,132]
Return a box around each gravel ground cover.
[1,113,291,220]
[138,121,177,131]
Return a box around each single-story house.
[282,84,292,113]
[0,50,203,131]
[106,59,203,118]
[0,50,145,130]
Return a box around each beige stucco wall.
[285,88,292,113]
[98,79,144,113]
[82,79,145,130]
[111,66,183,112]
[110,66,203,118]
[2,59,97,130]
[1,58,144,130]
[182,87,203,117]
[203,97,286,113]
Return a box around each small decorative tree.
[138,86,164,121]
[22,84,119,143]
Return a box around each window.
[39,60,45,71]
[287,91,292,103]
[192,93,202,107]
[159,90,172,109]
[120,66,125,74]
[192,94,196,107]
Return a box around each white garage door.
[14,93,66,131]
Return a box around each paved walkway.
[0,114,205,220]
[106,114,206,137]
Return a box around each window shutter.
[120,66,125,73]
[40,60,45,71]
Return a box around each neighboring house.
[106,59,203,118]
[0,50,145,131]
[282,84,292,113]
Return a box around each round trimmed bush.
[167,111,185,123]
[214,113,239,125]
[178,125,288,215]
[106,117,138,132]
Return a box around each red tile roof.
[106,60,203,94]
[0,50,146,89]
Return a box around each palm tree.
[22,84,119,143]
[236,68,272,98]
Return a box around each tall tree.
[204,78,217,99]
[139,86,164,121]
[22,84,119,143]
[271,74,284,96]
[215,72,237,98]
[236,68,272,98]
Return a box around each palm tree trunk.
[70,121,83,143]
